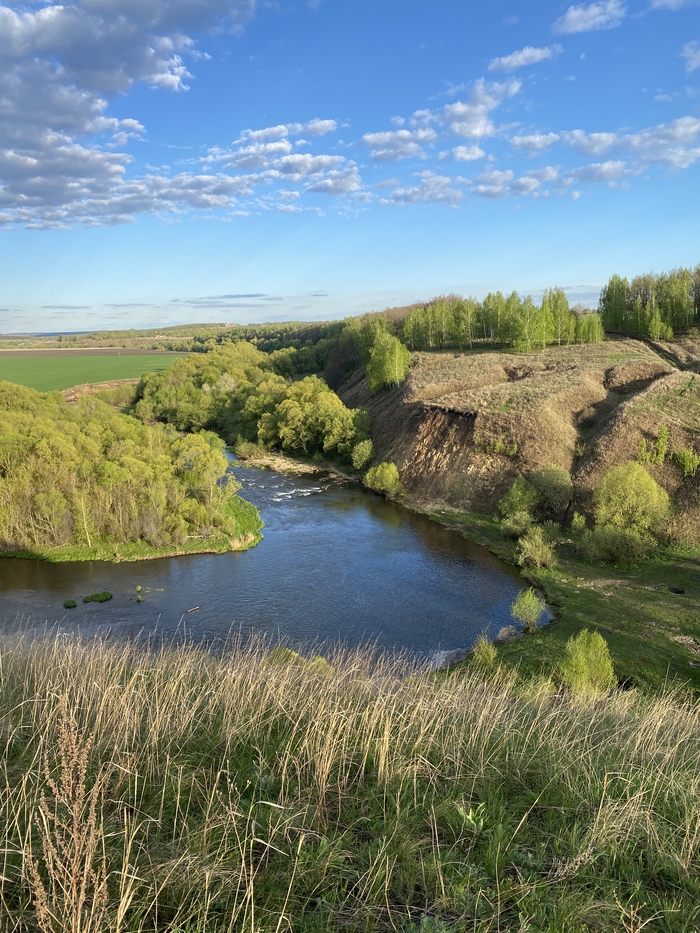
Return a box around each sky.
[0,0,699,333]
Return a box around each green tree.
[511,588,546,633]
[499,475,538,519]
[366,333,412,394]
[599,274,629,331]
[352,439,374,471]
[365,461,403,497]
[593,463,670,534]
[559,629,617,697]
[544,288,574,346]
[575,313,605,344]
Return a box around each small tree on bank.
[365,461,403,497]
[366,333,412,394]
[511,588,546,633]
[560,629,617,697]
[594,463,670,535]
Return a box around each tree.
[366,333,412,394]
[513,296,542,352]
[530,464,573,518]
[544,288,574,346]
[352,439,374,471]
[511,588,546,633]
[499,475,538,518]
[575,313,605,344]
[599,274,629,331]
[559,629,617,697]
[593,463,670,535]
[365,462,403,497]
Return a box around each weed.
[82,592,112,604]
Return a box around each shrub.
[588,525,651,565]
[352,439,374,471]
[499,475,538,519]
[365,462,403,497]
[593,463,670,534]
[500,510,533,539]
[559,629,617,697]
[511,588,546,633]
[674,448,700,478]
[472,632,497,669]
[571,511,587,533]
[530,464,573,517]
[63,599,77,609]
[82,592,113,604]
[517,526,558,569]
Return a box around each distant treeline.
[599,265,700,339]
[0,382,260,553]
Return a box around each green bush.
[530,464,573,517]
[593,463,670,535]
[674,447,700,478]
[560,629,617,697]
[588,525,651,565]
[365,462,403,497]
[511,588,546,633]
[517,525,558,569]
[500,510,533,539]
[82,591,113,604]
[499,475,538,519]
[472,632,497,669]
[571,511,587,533]
[352,439,374,471]
[63,599,77,609]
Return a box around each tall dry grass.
[0,633,699,932]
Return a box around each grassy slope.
[0,352,187,391]
[429,509,700,693]
[1,636,699,933]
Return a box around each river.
[0,463,526,658]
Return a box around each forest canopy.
[135,342,370,464]
[0,382,261,556]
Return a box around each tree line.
[599,265,700,339]
[0,382,260,554]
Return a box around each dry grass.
[1,634,699,932]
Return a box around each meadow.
[0,634,698,933]
[0,352,187,392]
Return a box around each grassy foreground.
[0,353,186,392]
[1,636,699,932]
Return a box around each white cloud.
[306,166,362,194]
[380,171,463,206]
[566,160,633,183]
[470,166,559,199]
[414,78,521,140]
[562,117,700,167]
[488,44,562,72]
[361,128,437,161]
[511,132,560,152]
[682,41,700,73]
[452,145,486,161]
[553,0,626,34]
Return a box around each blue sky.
[0,0,699,333]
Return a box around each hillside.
[339,337,700,526]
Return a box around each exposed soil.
[63,378,140,402]
[339,337,700,525]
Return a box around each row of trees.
[0,382,259,552]
[401,290,604,353]
[135,342,370,465]
[599,266,700,338]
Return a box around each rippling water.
[0,463,525,656]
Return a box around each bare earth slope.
[339,338,700,517]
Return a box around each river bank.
[236,447,700,691]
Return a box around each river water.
[0,464,525,657]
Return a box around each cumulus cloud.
[488,44,562,72]
[469,166,559,199]
[565,160,634,183]
[452,145,486,161]
[682,41,700,73]
[510,132,560,152]
[562,117,700,167]
[553,0,626,34]
[360,128,437,161]
[380,172,463,207]
[413,78,521,140]
[650,0,698,7]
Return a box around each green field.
[0,352,187,392]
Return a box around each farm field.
[0,351,187,391]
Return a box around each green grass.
[428,509,700,693]
[0,352,187,392]
[1,635,699,932]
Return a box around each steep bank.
[338,337,698,518]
